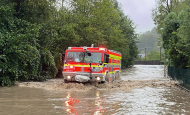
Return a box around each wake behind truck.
[62,45,122,83]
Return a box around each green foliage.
[0,1,56,86]
[152,0,189,34]
[137,28,160,54]
[0,5,41,86]
[144,50,164,61]
[161,11,190,68]
[175,8,190,68]
[53,0,138,69]
[0,0,138,86]
[112,0,138,68]
[153,0,190,69]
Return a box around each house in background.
[138,54,146,58]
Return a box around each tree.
[54,0,138,68]
[0,4,41,86]
[137,28,159,54]
[144,50,165,61]
[152,0,189,34]
[0,0,58,86]
[161,11,190,68]
[112,0,138,67]
[0,0,138,86]
[152,0,190,69]
[175,8,190,68]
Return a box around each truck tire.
[64,79,68,83]
[101,81,105,84]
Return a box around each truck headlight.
[96,77,101,81]
[67,76,71,79]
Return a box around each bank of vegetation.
[152,0,190,88]
[136,28,165,61]
[0,0,138,86]
[152,0,190,68]
[137,28,159,54]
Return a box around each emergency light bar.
[99,48,105,51]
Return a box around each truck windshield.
[66,52,102,63]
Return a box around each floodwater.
[0,65,190,115]
[121,65,167,81]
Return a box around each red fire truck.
[62,45,122,83]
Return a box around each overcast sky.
[117,0,156,34]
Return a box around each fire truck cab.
[62,45,122,83]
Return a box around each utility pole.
[164,53,166,77]
[145,48,146,61]
[160,47,161,61]
[62,0,63,8]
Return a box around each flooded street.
[1,65,190,115]
[121,65,167,81]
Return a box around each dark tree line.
[0,0,138,86]
[152,0,190,68]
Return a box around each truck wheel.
[101,81,105,84]
[64,79,68,83]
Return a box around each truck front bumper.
[62,72,104,82]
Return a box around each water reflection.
[64,91,106,115]
[65,92,79,115]
[1,65,190,114]
[94,91,106,115]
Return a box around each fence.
[168,66,190,89]
[134,60,161,65]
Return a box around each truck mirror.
[99,61,103,65]
[106,54,109,63]
[86,51,91,56]
[88,52,91,56]
[62,53,65,62]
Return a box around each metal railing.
[134,60,161,65]
[168,66,190,89]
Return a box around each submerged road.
[0,65,190,115]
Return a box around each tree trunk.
[16,0,21,13]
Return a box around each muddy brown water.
[0,65,190,115]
